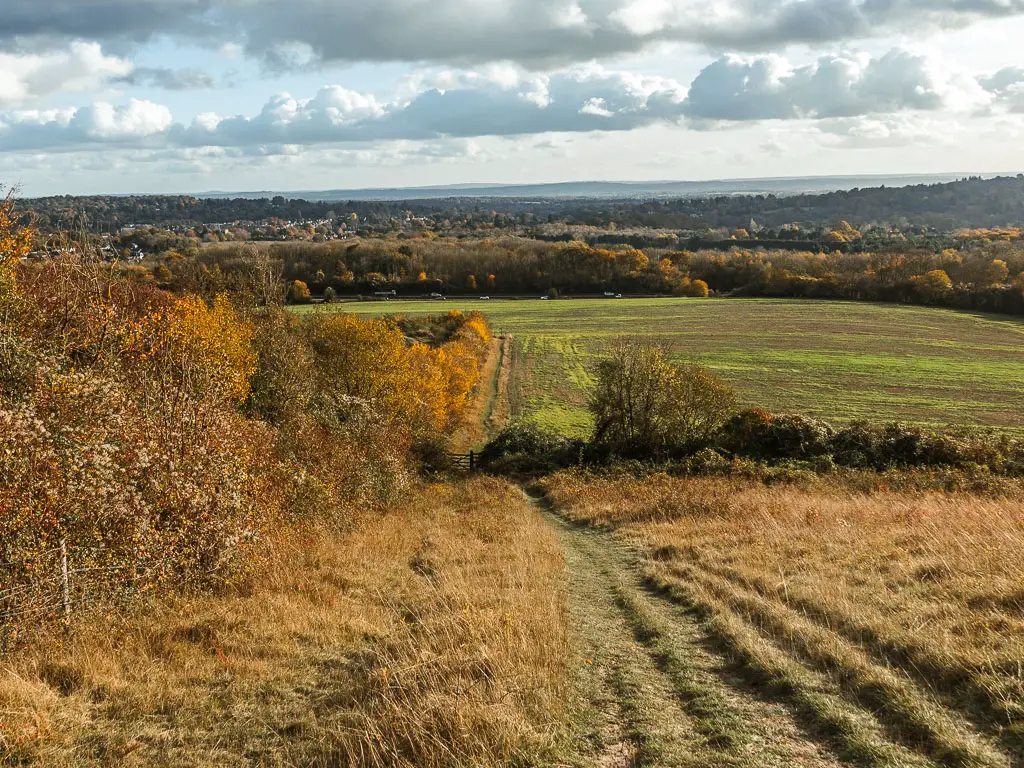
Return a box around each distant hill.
[19,174,1024,233]
[201,174,993,202]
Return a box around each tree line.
[16,175,1024,235]
[144,234,1024,316]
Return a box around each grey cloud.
[168,71,687,149]
[979,66,1024,112]
[0,50,994,153]
[3,0,1024,67]
[0,1,215,50]
[681,50,976,123]
[116,67,217,90]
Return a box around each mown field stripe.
[693,557,1024,759]
[644,566,936,768]
[667,563,1011,768]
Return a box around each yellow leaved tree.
[0,193,33,309]
[303,312,481,441]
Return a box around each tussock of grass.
[0,478,568,767]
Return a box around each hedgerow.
[0,202,489,641]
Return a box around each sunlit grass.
[543,471,1024,764]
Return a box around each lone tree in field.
[590,338,736,455]
[287,279,311,304]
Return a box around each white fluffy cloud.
[4,0,1024,68]
[2,48,1021,155]
[681,49,990,123]
[0,99,172,150]
[0,42,132,107]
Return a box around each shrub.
[590,338,736,456]
[481,422,570,463]
[719,409,835,461]
[247,307,315,425]
[479,422,582,474]
[0,226,486,637]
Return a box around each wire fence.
[0,541,153,643]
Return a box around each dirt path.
[454,335,505,454]
[531,491,955,768]
[484,334,513,436]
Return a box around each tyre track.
[534,492,853,768]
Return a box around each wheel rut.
[532,490,854,768]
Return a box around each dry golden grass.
[449,336,502,452]
[0,478,568,767]
[543,471,1024,764]
[485,335,513,437]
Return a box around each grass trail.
[533,491,856,768]
[536,489,1017,768]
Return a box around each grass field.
[542,471,1024,767]
[0,480,569,766]
[310,297,1024,436]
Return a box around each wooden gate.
[448,450,478,471]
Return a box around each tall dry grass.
[0,478,569,766]
[449,335,502,452]
[543,470,1024,755]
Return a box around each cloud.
[816,114,960,147]
[0,99,172,150]
[681,49,989,123]
[3,0,1024,68]
[979,67,1024,112]
[117,67,217,90]
[0,51,1002,153]
[0,42,132,107]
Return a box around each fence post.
[60,538,71,622]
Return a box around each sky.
[2,0,1024,196]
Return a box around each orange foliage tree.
[303,312,480,441]
[0,193,33,309]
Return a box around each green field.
[298,298,1024,436]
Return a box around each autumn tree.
[302,313,480,441]
[590,338,736,455]
[688,279,710,298]
[912,269,953,300]
[985,259,1009,285]
[288,279,311,304]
